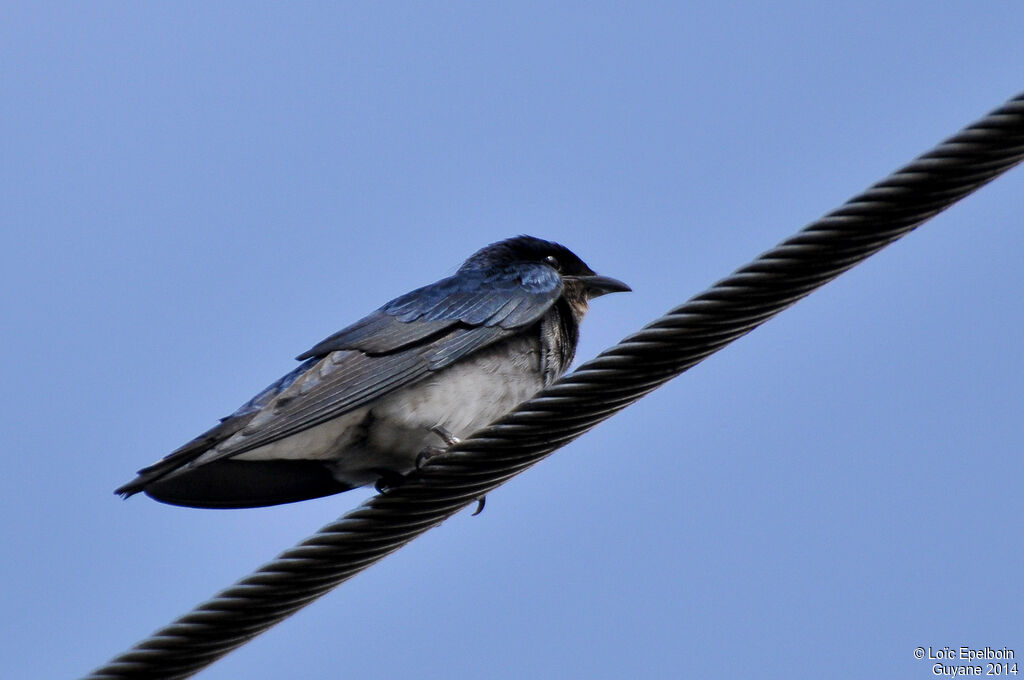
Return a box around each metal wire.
[86,93,1024,679]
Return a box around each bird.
[115,235,630,509]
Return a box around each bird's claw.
[415,445,446,470]
[471,496,487,516]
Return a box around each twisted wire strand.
[87,93,1024,679]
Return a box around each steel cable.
[86,92,1024,679]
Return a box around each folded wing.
[116,264,562,502]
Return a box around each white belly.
[229,334,545,486]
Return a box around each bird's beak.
[573,274,632,298]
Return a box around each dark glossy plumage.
[115,235,629,508]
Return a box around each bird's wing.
[296,263,562,358]
[121,263,563,488]
[211,323,513,458]
[210,267,563,458]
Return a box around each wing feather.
[296,311,453,358]
[121,262,562,492]
[215,325,515,457]
[297,264,562,358]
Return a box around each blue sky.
[3,3,1022,678]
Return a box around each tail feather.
[114,411,259,499]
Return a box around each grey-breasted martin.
[115,235,629,508]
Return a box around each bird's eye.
[544,255,561,270]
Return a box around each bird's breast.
[367,333,545,455]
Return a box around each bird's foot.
[373,470,408,494]
[417,427,485,514]
[430,425,462,447]
[415,426,462,470]
[415,445,446,470]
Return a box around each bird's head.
[459,235,630,320]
